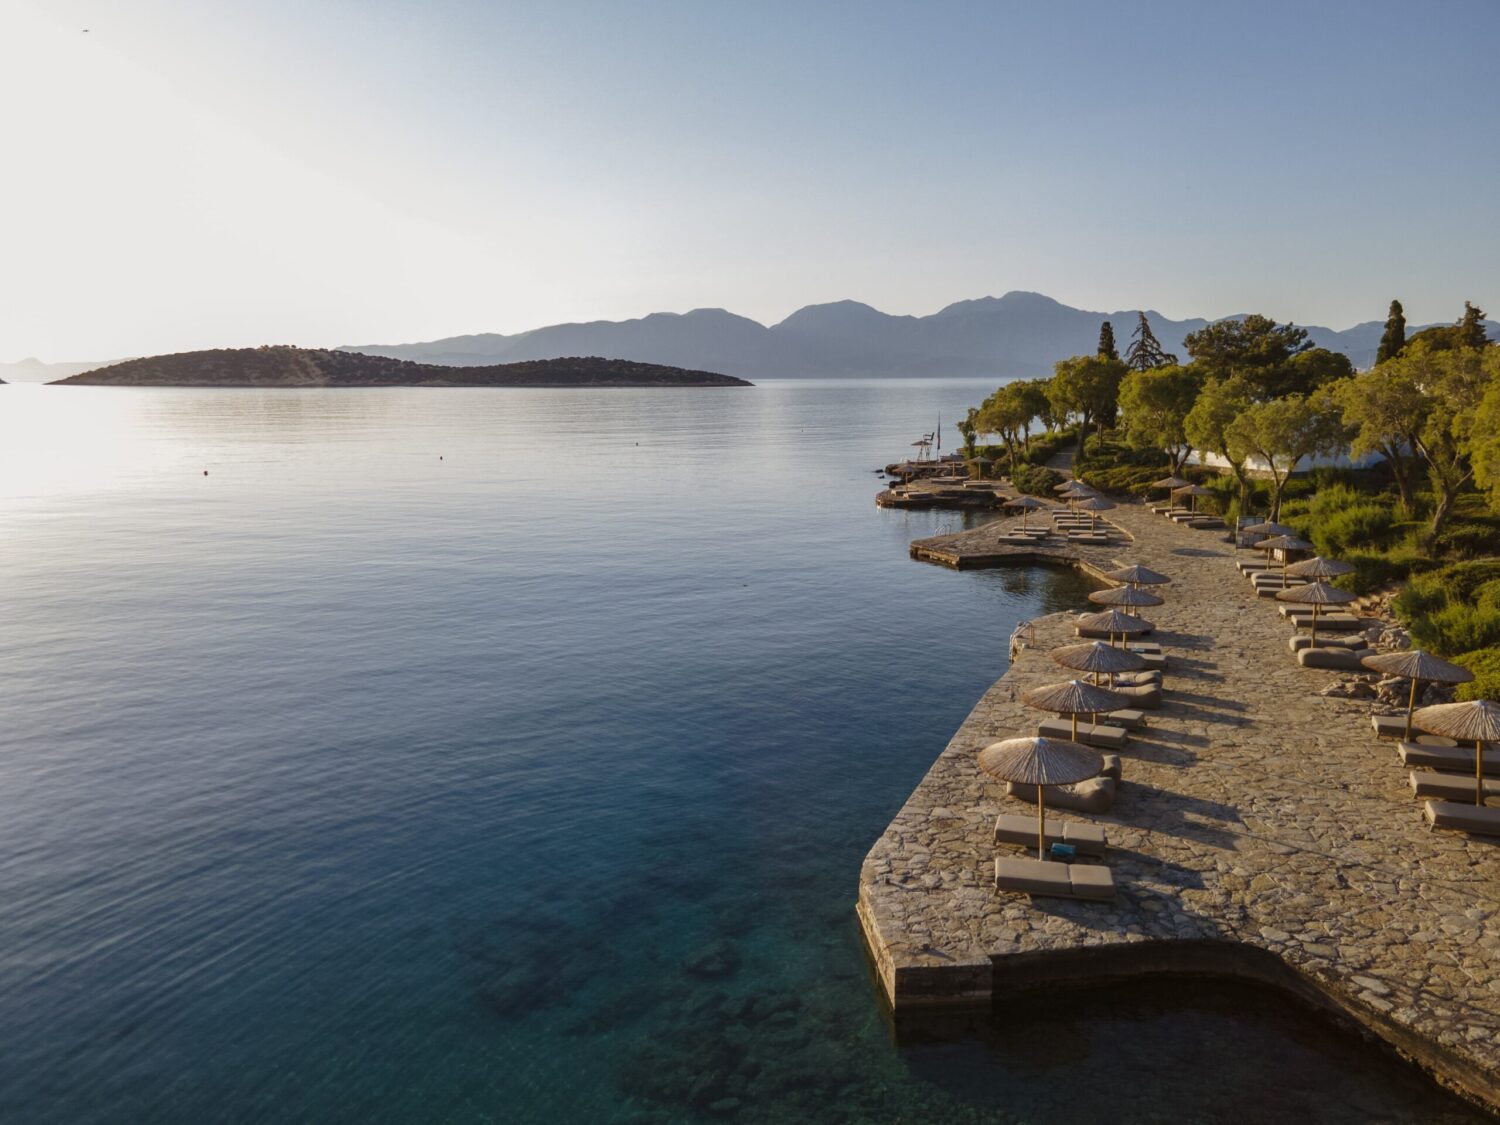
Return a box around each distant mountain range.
[10,292,1496,383]
[52,348,749,388]
[339,292,1500,379]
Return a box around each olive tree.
[1117,364,1201,473]
[1223,393,1345,520]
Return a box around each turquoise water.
[0,381,1484,1124]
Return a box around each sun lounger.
[1115,669,1162,685]
[1290,614,1363,632]
[1424,800,1500,836]
[1372,714,1407,739]
[994,856,1116,901]
[1408,769,1500,803]
[997,534,1045,546]
[1108,709,1148,730]
[1007,775,1118,813]
[1137,653,1166,671]
[1399,741,1500,776]
[993,812,1107,857]
[1288,634,1368,653]
[1068,532,1111,544]
[1186,518,1222,530]
[1296,647,1372,671]
[1076,625,1154,640]
[1036,718,1129,750]
[1114,683,1161,708]
[1236,560,1274,574]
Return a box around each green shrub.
[1394,561,1500,653]
[1455,648,1500,702]
[1419,604,1500,654]
[1432,521,1500,559]
[1312,503,1397,556]
[1010,464,1063,496]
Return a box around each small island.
[49,346,752,388]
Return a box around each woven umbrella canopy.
[1073,494,1115,530]
[1049,640,1147,686]
[1171,484,1214,513]
[1409,700,1500,806]
[1104,564,1171,588]
[1150,475,1193,495]
[1275,580,1356,645]
[1240,519,1295,555]
[1362,651,1476,741]
[1284,556,1357,581]
[967,454,994,480]
[1087,585,1165,616]
[1023,678,1134,738]
[1004,494,1048,530]
[1243,520,1295,536]
[1058,481,1098,512]
[978,736,1103,860]
[1076,608,1153,646]
[1256,534,1313,585]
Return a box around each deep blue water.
[0,381,1485,1123]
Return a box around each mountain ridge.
[340,291,1495,378]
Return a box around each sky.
[3,0,1497,360]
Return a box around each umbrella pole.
[1405,679,1418,742]
[1037,786,1047,861]
[1071,713,1078,740]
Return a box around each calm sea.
[0,381,1482,1124]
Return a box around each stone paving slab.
[858,500,1500,1109]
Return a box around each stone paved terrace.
[857,499,1500,1110]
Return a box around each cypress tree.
[1458,300,1490,350]
[1097,320,1119,361]
[1124,311,1177,370]
[1375,299,1406,365]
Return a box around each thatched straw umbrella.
[1073,494,1115,530]
[1150,475,1193,499]
[1076,609,1152,646]
[1104,564,1170,589]
[1240,519,1295,554]
[1284,556,1356,582]
[1172,484,1215,513]
[1004,494,1048,530]
[1409,700,1500,806]
[978,737,1103,859]
[1049,640,1147,687]
[1256,534,1313,586]
[1087,585,1165,616]
[1274,581,1356,645]
[1361,651,1475,741]
[966,454,994,480]
[1058,481,1098,512]
[1023,679,1133,738]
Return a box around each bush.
[1394,561,1500,654]
[1455,648,1500,702]
[1010,464,1063,496]
[1312,503,1397,556]
[1432,521,1500,559]
[1076,463,1174,497]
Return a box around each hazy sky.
[5,0,1497,359]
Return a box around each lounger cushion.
[1035,719,1129,750]
[1068,863,1117,901]
[1288,634,1367,653]
[1424,800,1500,836]
[1114,683,1161,709]
[993,813,1107,857]
[1007,776,1118,813]
[1296,648,1372,671]
[994,856,1073,896]
[1371,714,1407,739]
[1408,770,1500,803]
[1399,742,1500,776]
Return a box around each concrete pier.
[859,500,1500,1110]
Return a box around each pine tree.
[1097,320,1119,361]
[1375,299,1406,365]
[1124,311,1178,370]
[1458,300,1490,350]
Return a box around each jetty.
[859,498,1500,1110]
